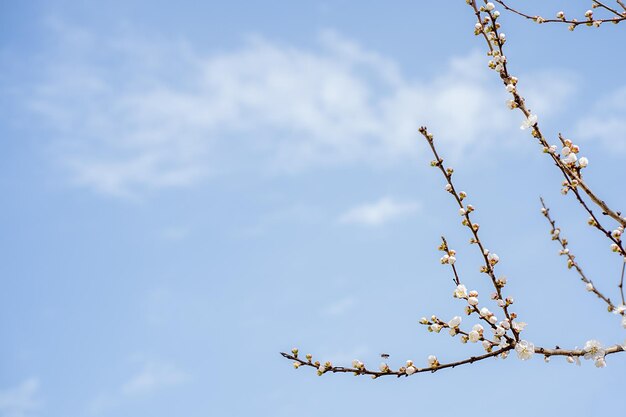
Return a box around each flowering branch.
[281,347,513,379]
[539,197,617,312]
[492,0,626,29]
[471,1,626,234]
[281,0,626,378]
[420,127,518,341]
[471,0,626,312]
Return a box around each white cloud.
[121,361,187,396]
[339,197,419,226]
[27,23,576,197]
[575,86,626,153]
[0,378,40,417]
[322,296,356,316]
[88,360,187,414]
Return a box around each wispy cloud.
[25,22,576,197]
[0,378,40,417]
[121,362,187,396]
[321,296,356,316]
[339,197,419,226]
[88,360,187,414]
[575,85,626,153]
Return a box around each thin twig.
[618,258,626,305]
[419,127,519,340]
[539,197,615,310]
[493,0,626,27]
[593,0,624,17]
[436,236,515,344]
[534,344,624,357]
[281,347,512,378]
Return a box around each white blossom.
[512,321,527,332]
[566,355,581,366]
[520,114,538,130]
[448,316,462,328]
[406,365,417,375]
[427,355,438,367]
[594,356,606,368]
[468,296,479,306]
[485,2,495,11]
[454,284,468,298]
[487,252,499,265]
[515,340,535,360]
[586,282,594,292]
[468,330,480,343]
[578,157,588,168]
[562,152,577,165]
[583,340,605,360]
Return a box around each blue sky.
[1,1,625,416]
